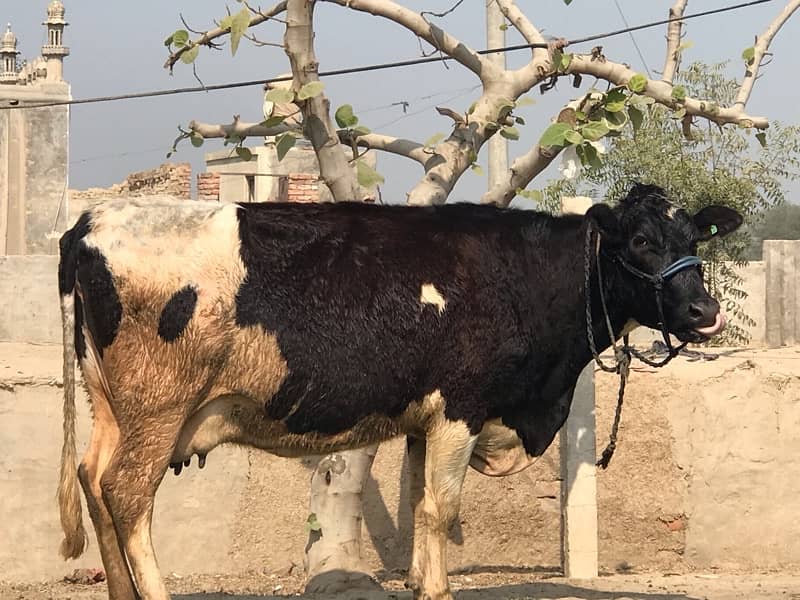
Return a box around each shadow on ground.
[175,581,700,600]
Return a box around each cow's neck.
[502,220,636,457]
[526,219,635,396]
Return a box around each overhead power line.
[0,0,775,112]
[613,0,654,79]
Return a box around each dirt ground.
[5,570,800,600]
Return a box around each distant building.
[0,1,70,254]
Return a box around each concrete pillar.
[486,3,507,190]
[559,195,598,579]
[765,240,800,347]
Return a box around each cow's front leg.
[406,421,478,600]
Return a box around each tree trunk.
[304,447,381,593]
[283,2,380,591]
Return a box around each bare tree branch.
[188,116,296,139]
[566,54,769,128]
[285,0,365,201]
[482,143,563,207]
[189,120,428,165]
[344,133,429,164]
[164,1,287,71]
[321,0,498,82]
[735,0,800,108]
[662,0,688,85]
[494,0,549,66]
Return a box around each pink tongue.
[694,311,727,337]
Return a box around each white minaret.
[0,24,20,84]
[41,0,69,82]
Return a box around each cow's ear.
[693,205,744,241]
[586,203,622,246]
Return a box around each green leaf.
[164,34,175,47]
[467,102,477,115]
[605,87,627,104]
[627,73,647,93]
[499,23,508,31]
[671,85,687,102]
[424,133,445,148]
[260,115,286,128]
[580,120,610,141]
[539,122,571,147]
[352,125,372,137]
[629,93,655,110]
[603,109,627,130]
[604,87,627,113]
[559,52,573,72]
[335,104,358,128]
[265,87,296,104]
[471,164,485,176]
[514,116,526,125]
[604,100,626,113]
[190,133,204,148]
[236,146,253,161]
[275,133,296,161]
[677,40,694,52]
[230,7,251,56]
[577,142,603,169]
[219,15,233,30]
[306,513,322,532]
[564,0,573,5]
[297,81,325,101]
[756,131,767,148]
[180,45,200,64]
[742,46,755,64]
[171,29,189,49]
[628,106,644,133]
[564,129,583,145]
[356,160,385,188]
[673,107,687,119]
[515,96,535,108]
[500,126,520,141]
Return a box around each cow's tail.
[57,217,88,560]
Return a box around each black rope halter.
[584,222,703,468]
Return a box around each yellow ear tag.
[710,224,718,236]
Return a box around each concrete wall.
[0,255,60,344]
[205,142,378,204]
[765,240,800,346]
[3,342,799,582]
[0,101,69,255]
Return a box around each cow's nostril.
[688,303,705,322]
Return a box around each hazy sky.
[4,1,800,203]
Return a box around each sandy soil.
[4,570,800,600]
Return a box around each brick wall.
[197,172,220,201]
[285,173,320,203]
[69,162,192,202]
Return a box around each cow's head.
[587,183,743,343]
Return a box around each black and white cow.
[56,183,741,600]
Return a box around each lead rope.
[584,224,631,469]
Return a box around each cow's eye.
[632,234,648,248]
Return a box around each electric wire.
[0,0,775,112]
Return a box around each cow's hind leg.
[407,421,478,600]
[101,408,185,600]
[78,386,139,600]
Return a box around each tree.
[163,0,800,592]
[747,203,800,259]
[538,62,800,344]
